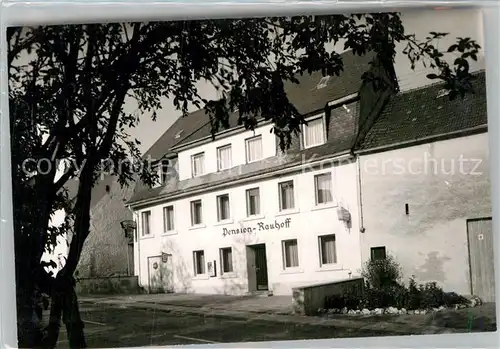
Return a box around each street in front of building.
[53,297,496,348]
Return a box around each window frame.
[219,247,234,274]
[216,194,231,222]
[190,199,203,226]
[246,187,260,217]
[193,250,206,276]
[371,246,387,261]
[278,180,295,212]
[314,172,334,206]
[163,205,175,233]
[245,135,263,163]
[191,152,205,178]
[318,234,338,266]
[302,115,326,149]
[282,238,300,269]
[217,144,232,171]
[141,210,152,237]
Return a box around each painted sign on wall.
[222,218,292,237]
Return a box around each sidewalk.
[81,293,295,315]
[79,293,459,335]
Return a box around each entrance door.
[467,217,495,302]
[254,244,269,291]
[148,256,163,293]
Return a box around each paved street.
[53,300,497,348]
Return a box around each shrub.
[361,254,402,290]
[321,256,471,313]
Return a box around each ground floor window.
[319,234,337,265]
[370,246,387,261]
[282,239,299,269]
[219,247,234,273]
[193,250,205,275]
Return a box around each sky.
[126,8,485,155]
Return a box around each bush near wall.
[322,255,475,315]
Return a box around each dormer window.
[217,144,232,171]
[316,76,330,89]
[303,116,326,149]
[191,152,205,177]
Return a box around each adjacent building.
[357,71,493,301]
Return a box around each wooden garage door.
[467,218,495,302]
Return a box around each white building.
[128,51,377,295]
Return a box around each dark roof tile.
[357,71,487,151]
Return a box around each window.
[141,211,151,236]
[282,239,299,269]
[303,117,325,148]
[191,152,205,177]
[190,200,203,226]
[217,194,230,221]
[319,235,337,265]
[163,206,174,232]
[278,180,295,211]
[246,188,260,216]
[220,247,234,274]
[315,173,333,205]
[193,250,205,275]
[217,145,232,171]
[371,246,387,261]
[246,135,263,163]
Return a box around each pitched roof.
[142,50,375,159]
[357,71,487,152]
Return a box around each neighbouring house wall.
[77,178,135,278]
[359,133,491,295]
[76,276,139,295]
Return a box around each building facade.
[128,51,384,296]
[357,72,493,301]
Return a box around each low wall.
[76,276,140,295]
[292,277,364,316]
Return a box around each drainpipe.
[127,205,140,287]
[355,155,366,263]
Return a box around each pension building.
[127,51,383,296]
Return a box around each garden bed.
[317,254,483,317]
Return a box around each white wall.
[177,123,276,181]
[134,158,362,296]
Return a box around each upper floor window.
[278,180,295,211]
[246,135,263,163]
[217,145,232,171]
[163,205,175,232]
[246,188,260,216]
[190,200,203,226]
[314,173,333,205]
[141,211,151,236]
[191,152,205,177]
[303,117,325,148]
[217,194,231,221]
